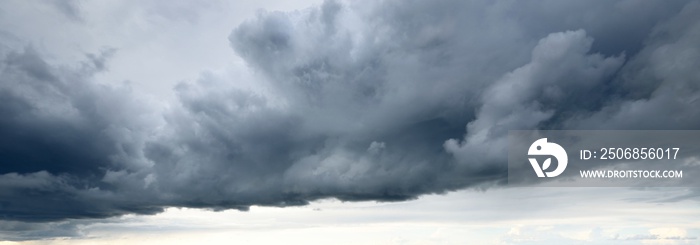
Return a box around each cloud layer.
[1,0,699,239]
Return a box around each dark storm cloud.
[0,46,164,221]
[565,1,700,130]
[1,0,700,240]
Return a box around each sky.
[0,0,700,244]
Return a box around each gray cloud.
[445,29,625,167]
[0,46,164,221]
[45,0,83,22]
[566,1,700,130]
[1,0,699,240]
